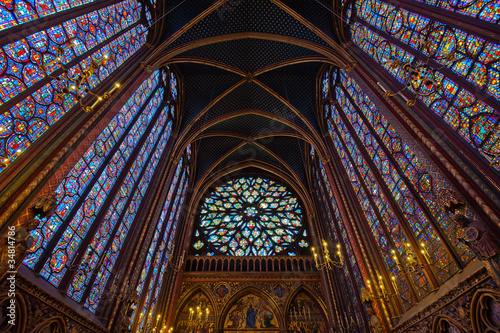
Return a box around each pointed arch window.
[407,0,499,24]
[133,153,191,331]
[23,67,178,313]
[348,0,500,168]
[310,151,367,324]
[321,67,472,310]
[0,0,150,173]
[1,0,103,30]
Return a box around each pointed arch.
[0,292,27,333]
[219,286,284,330]
[470,288,500,333]
[173,285,218,331]
[285,285,329,325]
[31,315,66,333]
[432,315,468,333]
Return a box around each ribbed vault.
[145,0,354,189]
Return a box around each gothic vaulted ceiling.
[144,0,355,190]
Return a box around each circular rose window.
[195,177,307,256]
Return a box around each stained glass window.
[320,67,474,309]
[137,172,189,332]
[312,162,367,322]
[194,177,308,256]
[24,70,161,269]
[132,156,190,330]
[0,0,149,173]
[24,66,179,312]
[350,0,500,168]
[0,0,99,31]
[412,0,500,24]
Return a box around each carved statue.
[360,287,372,303]
[115,289,139,333]
[366,308,384,333]
[438,189,465,214]
[453,213,500,283]
[29,192,58,219]
[0,218,40,279]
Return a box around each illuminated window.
[193,176,309,256]
[24,68,179,313]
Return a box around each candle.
[391,275,398,294]
[308,307,310,320]
[294,307,297,320]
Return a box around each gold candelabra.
[38,39,121,113]
[361,242,434,303]
[312,240,343,270]
[382,35,456,106]
[166,244,185,272]
[289,306,316,331]
[185,306,209,332]
[392,242,431,275]
[363,273,400,303]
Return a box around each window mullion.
[315,172,368,319]
[133,170,186,332]
[32,84,161,274]
[1,21,140,112]
[340,84,465,270]
[142,177,189,330]
[328,105,421,303]
[55,86,167,292]
[354,17,500,113]
[70,112,173,305]
[377,0,500,43]
[333,101,441,290]
[0,0,121,46]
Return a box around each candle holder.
[186,305,209,332]
[166,245,186,272]
[381,34,456,106]
[289,306,316,332]
[362,274,400,304]
[38,39,122,113]
[391,243,428,277]
[312,240,343,270]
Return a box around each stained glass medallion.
[195,177,308,256]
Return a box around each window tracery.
[349,0,500,168]
[0,0,148,172]
[193,177,309,256]
[23,68,179,313]
[321,67,473,309]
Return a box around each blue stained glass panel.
[23,71,159,269]
[38,87,163,286]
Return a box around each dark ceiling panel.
[205,114,297,137]
[161,0,214,43]
[217,143,283,170]
[166,0,329,49]
[256,136,307,183]
[178,63,243,127]
[195,136,245,183]
[187,81,310,133]
[280,0,337,42]
[256,62,321,131]
[177,39,322,73]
